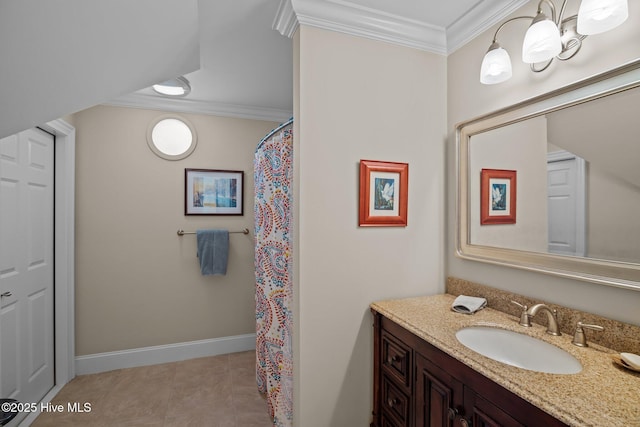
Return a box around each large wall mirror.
[456,60,640,291]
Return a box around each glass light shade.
[522,14,562,63]
[480,44,512,84]
[577,0,628,35]
[152,76,191,97]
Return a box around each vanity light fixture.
[480,0,628,84]
[152,76,191,97]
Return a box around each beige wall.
[294,26,447,425]
[73,105,278,355]
[588,164,640,262]
[447,1,640,325]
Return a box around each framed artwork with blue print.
[185,168,244,215]
[359,159,408,227]
[480,168,516,225]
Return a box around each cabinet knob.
[448,407,459,420]
[386,354,401,364]
[460,418,471,427]
[387,398,398,408]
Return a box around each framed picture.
[359,160,408,227]
[185,169,244,215]
[480,168,516,225]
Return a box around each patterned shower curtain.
[254,123,293,427]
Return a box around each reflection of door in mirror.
[547,87,640,264]
[469,85,640,265]
[457,62,640,288]
[546,150,586,257]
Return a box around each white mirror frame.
[456,59,640,291]
[146,115,198,161]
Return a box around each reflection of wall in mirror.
[470,116,547,252]
[547,88,640,264]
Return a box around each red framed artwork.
[480,168,516,225]
[359,160,408,227]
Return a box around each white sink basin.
[456,326,582,374]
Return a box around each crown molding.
[274,0,446,54]
[273,0,298,38]
[446,0,530,54]
[104,93,292,123]
[274,0,530,55]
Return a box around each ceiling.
[107,0,528,123]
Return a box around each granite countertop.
[371,294,640,427]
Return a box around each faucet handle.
[572,321,604,347]
[511,301,531,327]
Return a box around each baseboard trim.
[75,334,256,375]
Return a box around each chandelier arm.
[555,0,569,25]
[530,58,554,72]
[537,0,557,22]
[492,16,536,42]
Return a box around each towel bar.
[177,228,250,236]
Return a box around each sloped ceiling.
[109,0,529,122]
[547,86,640,188]
[0,0,200,138]
[0,0,530,132]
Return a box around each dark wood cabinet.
[415,353,462,427]
[372,311,567,427]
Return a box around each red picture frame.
[359,160,408,227]
[480,169,516,225]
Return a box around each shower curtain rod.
[257,117,293,150]
[177,228,250,236]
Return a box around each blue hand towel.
[196,229,229,276]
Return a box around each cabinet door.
[466,392,524,427]
[415,353,463,427]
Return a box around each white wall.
[294,26,447,426]
[447,1,640,325]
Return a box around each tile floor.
[30,350,273,427]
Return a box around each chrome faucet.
[526,304,561,336]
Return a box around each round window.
[146,116,197,160]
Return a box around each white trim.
[75,334,256,375]
[446,0,530,54]
[284,0,446,54]
[547,150,587,257]
[18,119,77,427]
[274,0,529,54]
[40,119,76,386]
[18,384,65,427]
[273,0,298,38]
[105,93,292,123]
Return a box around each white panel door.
[547,152,586,256]
[0,128,55,414]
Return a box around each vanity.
[370,293,640,427]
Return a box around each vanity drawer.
[381,330,412,388]
[381,374,410,426]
